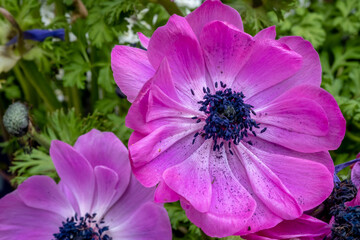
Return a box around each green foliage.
[10,147,56,185]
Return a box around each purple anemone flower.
[6,29,65,46]
[111,0,346,237]
[0,129,171,240]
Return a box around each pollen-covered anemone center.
[191,82,266,154]
[53,213,112,240]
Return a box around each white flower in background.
[174,0,202,8]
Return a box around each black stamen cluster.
[327,180,358,208]
[53,213,112,240]
[192,83,265,153]
[331,204,360,240]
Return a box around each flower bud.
[3,102,29,137]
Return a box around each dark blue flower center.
[53,213,112,240]
[331,204,360,239]
[191,82,266,154]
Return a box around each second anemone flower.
[111,0,346,237]
[0,130,171,240]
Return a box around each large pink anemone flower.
[0,129,171,240]
[111,0,346,237]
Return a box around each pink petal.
[227,152,283,235]
[154,180,180,203]
[256,85,345,152]
[183,147,257,237]
[248,36,322,107]
[244,135,335,175]
[129,121,201,169]
[232,38,302,99]
[111,45,155,102]
[186,0,243,38]
[147,15,206,102]
[50,140,95,215]
[253,97,329,136]
[130,130,205,187]
[137,32,149,49]
[0,191,62,239]
[248,146,333,211]
[17,176,74,218]
[110,202,172,240]
[351,162,360,189]
[200,21,254,87]
[163,141,213,212]
[254,26,276,40]
[236,144,302,220]
[243,214,330,240]
[92,166,120,217]
[146,59,202,121]
[105,175,155,228]
[73,129,131,203]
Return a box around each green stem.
[70,86,82,115]
[90,46,99,110]
[13,65,36,103]
[152,0,183,16]
[28,123,51,150]
[18,60,61,112]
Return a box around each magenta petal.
[256,85,345,152]
[105,175,155,228]
[352,162,360,189]
[147,15,206,98]
[183,147,257,237]
[243,214,330,240]
[186,0,243,38]
[163,141,213,212]
[254,26,276,40]
[92,166,120,217]
[154,180,180,203]
[17,176,74,218]
[110,202,172,240]
[129,121,201,169]
[73,129,131,198]
[111,45,155,102]
[200,21,254,87]
[0,191,62,239]
[130,131,205,187]
[254,97,329,136]
[232,39,302,99]
[146,59,202,120]
[248,36,322,107]
[137,32,149,49]
[50,140,95,215]
[249,147,333,211]
[237,144,302,220]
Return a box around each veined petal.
[17,176,74,219]
[111,45,155,102]
[0,192,62,240]
[147,15,206,105]
[248,36,322,107]
[236,144,302,220]
[137,32,150,49]
[186,0,243,38]
[243,214,330,240]
[163,141,213,212]
[232,38,303,99]
[253,97,329,136]
[50,140,95,215]
[255,85,345,152]
[200,21,254,87]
